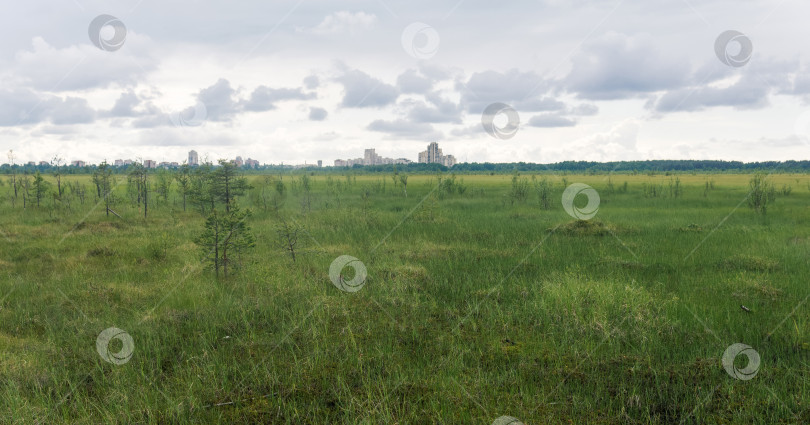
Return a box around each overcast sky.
[2,0,810,165]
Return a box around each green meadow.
[0,171,808,423]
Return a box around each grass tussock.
[556,219,613,236]
[86,246,115,258]
[679,223,703,232]
[719,254,779,272]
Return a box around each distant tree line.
[4,159,810,176]
[448,160,810,174]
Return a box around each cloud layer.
[2,1,809,164]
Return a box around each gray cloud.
[404,92,463,124]
[50,97,95,125]
[458,69,551,112]
[309,107,328,121]
[109,90,141,117]
[527,114,576,128]
[242,86,315,112]
[304,75,320,90]
[12,36,154,92]
[367,119,442,139]
[0,88,50,126]
[653,85,769,112]
[397,69,433,94]
[336,68,399,108]
[0,88,95,126]
[651,74,771,112]
[565,32,690,100]
[3,0,810,164]
[570,103,599,116]
[197,79,240,121]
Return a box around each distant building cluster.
[292,160,324,169]
[55,150,260,169]
[334,143,455,167]
[230,156,260,168]
[418,142,456,167]
[334,148,414,167]
[25,144,457,169]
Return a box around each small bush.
[748,173,775,215]
[508,175,530,204]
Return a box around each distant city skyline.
[6,143,460,168]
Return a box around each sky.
[2,0,810,165]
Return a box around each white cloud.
[305,11,377,35]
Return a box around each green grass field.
[1,172,808,424]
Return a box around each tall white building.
[364,149,391,165]
[188,150,199,166]
[418,142,455,166]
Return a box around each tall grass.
[0,172,808,423]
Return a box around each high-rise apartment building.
[188,150,199,166]
[364,149,381,165]
[418,142,455,166]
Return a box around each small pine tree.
[51,156,64,198]
[190,162,215,215]
[219,203,255,276]
[19,173,31,209]
[275,215,302,262]
[128,163,149,218]
[32,171,49,207]
[196,202,255,277]
[399,174,408,197]
[94,162,114,216]
[155,168,173,204]
[212,159,250,212]
[175,164,191,212]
